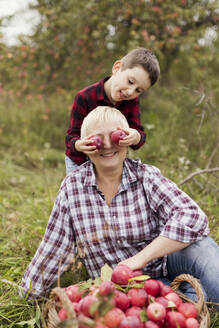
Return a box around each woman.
[21,106,219,304]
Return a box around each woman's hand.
[119,251,147,271]
[119,236,190,271]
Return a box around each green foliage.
[0,0,218,94]
[0,92,72,152]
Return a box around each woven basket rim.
[170,273,210,328]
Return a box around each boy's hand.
[118,128,141,146]
[75,137,99,155]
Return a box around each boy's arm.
[126,99,146,150]
[65,93,88,154]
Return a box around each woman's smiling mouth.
[100,152,117,158]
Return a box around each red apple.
[111,130,126,144]
[127,288,147,307]
[185,317,199,328]
[146,302,166,322]
[104,307,126,328]
[72,302,80,313]
[119,316,143,328]
[111,264,133,285]
[156,296,169,309]
[144,321,160,328]
[166,311,186,328]
[65,284,83,302]
[95,323,109,328]
[58,301,81,321]
[144,279,160,297]
[95,322,109,328]
[58,307,68,321]
[165,292,182,308]
[80,295,98,318]
[178,303,198,319]
[90,135,103,149]
[131,269,143,277]
[99,281,115,296]
[160,285,173,297]
[125,306,142,319]
[114,290,130,311]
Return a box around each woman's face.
[87,121,128,173]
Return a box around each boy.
[65,47,160,174]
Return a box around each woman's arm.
[120,236,189,270]
[21,182,75,299]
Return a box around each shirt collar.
[97,76,111,102]
[97,76,124,106]
[83,158,139,190]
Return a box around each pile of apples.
[56,264,200,328]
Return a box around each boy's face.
[109,62,151,103]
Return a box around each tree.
[1,0,218,93]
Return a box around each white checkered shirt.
[21,159,209,298]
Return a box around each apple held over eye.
[111,129,126,144]
[89,135,103,149]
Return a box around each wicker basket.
[45,273,210,328]
[170,274,210,328]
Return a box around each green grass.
[0,92,219,326]
[0,148,63,327]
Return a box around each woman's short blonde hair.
[81,106,129,138]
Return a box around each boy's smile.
[104,64,151,104]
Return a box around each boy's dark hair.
[121,47,160,86]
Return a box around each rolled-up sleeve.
[143,166,209,243]
[21,183,76,298]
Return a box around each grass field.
[0,94,219,327]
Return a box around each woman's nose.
[103,135,112,148]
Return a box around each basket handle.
[170,273,205,314]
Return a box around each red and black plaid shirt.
[65,77,146,164]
